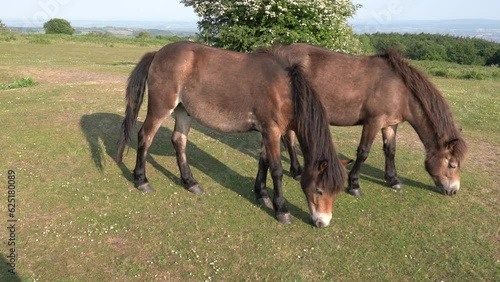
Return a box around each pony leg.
[254,142,272,208]
[262,127,292,224]
[134,112,168,192]
[382,125,403,190]
[283,130,302,180]
[348,124,379,196]
[171,106,204,194]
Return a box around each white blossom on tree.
[181,0,361,52]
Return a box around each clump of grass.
[413,60,500,81]
[0,77,37,90]
[29,36,52,44]
[461,69,487,80]
[429,67,450,78]
[0,32,17,42]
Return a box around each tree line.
[3,6,499,67]
[358,32,500,66]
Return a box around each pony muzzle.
[433,177,460,195]
[310,209,332,228]
[442,180,460,195]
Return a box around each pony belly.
[191,109,257,133]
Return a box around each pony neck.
[407,101,457,156]
[408,112,440,155]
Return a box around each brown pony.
[116,41,345,227]
[275,43,467,196]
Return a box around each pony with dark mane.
[116,41,345,227]
[274,44,467,196]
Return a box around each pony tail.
[116,51,156,163]
[287,64,345,194]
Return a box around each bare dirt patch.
[463,138,499,183]
[8,66,127,85]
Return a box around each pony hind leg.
[382,124,403,190]
[348,124,380,196]
[254,142,272,208]
[134,110,171,192]
[171,105,204,194]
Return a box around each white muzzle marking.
[311,210,332,228]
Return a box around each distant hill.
[350,19,500,42]
[4,18,500,42]
[3,19,198,37]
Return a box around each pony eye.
[315,188,323,196]
[448,162,458,169]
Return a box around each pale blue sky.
[1,0,499,26]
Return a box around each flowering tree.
[181,0,361,52]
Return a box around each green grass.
[0,39,498,281]
[0,32,183,48]
[413,60,500,81]
[0,77,37,90]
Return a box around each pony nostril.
[315,221,326,228]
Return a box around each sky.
[1,0,499,27]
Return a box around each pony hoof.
[187,184,204,194]
[348,188,362,197]
[276,213,293,224]
[391,183,403,190]
[137,183,155,193]
[290,168,302,181]
[258,197,273,208]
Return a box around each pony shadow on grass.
[0,253,21,282]
[79,113,313,225]
[193,120,438,195]
[196,119,439,195]
[337,152,439,194]
[191,122,302,179]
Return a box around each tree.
[407,40,447,61]
[0,19,7,32]
[447,39,479,65]
[486,48,500,65]
[181,0,361,53]
[43,18,75,35]
[136,31,152,38]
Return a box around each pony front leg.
[171,106,204,194]
[283,130,302,180]
[348,124,379,196]
[382,125,403,190]
[262,128,292,224]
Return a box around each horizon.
[2,0,500,27]
[2,18,500,30]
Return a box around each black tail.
[287,64,345,194]
[116,51,156,163]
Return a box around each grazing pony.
[275,43,467,196]
[116,41,345,227]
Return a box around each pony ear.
[318,160,328,174]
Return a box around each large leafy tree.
[181,0,361,52]
[43,18,75,35]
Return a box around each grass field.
[0,37,499,281]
